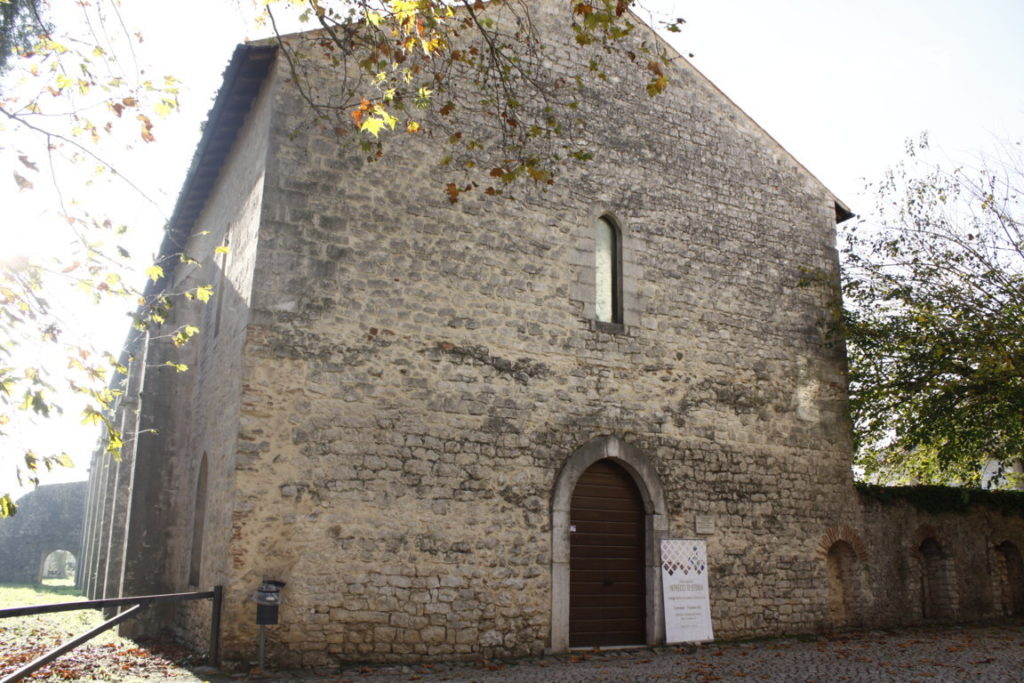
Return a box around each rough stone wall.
[216,3,855,666]
[0,482,86,584]
[76,53,274,644]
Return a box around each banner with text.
[661,539,714,643]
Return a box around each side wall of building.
[150,63,276,646]
[80,337,145,602]
[79,55,275,643]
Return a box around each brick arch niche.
[817,526,866,629]
[992,540,1024,616]
[550,436,668,652]
[909,526,958,621]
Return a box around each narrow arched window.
[594,216,621,324]
[188,455,209,587]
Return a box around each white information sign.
[661,539,714,643]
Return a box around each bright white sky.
[1,0,1022,498]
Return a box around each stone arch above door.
[550,435,669,652]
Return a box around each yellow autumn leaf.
[380,109,398,130]
[154,99,176,117]
[145,264,164,282]
[361,117,386,137]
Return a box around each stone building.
[0,482,86,584]
[79,1,1024,669]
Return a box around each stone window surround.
[549,435,669,652]
[574,210,639,334]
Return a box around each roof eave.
[150,43,277,293]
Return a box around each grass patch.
[0,583,202,681]
[0,582,85,608]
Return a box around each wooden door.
[569,459,646,647]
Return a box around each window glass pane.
[595,217,615,322]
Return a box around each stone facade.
[79,2,1024,669]
[0,482,85,584]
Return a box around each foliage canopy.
[265,0,683,201]
[842,137,1024,487]
[0,0,48,75]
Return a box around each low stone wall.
[0,482,87,584]
[818,485,1024,632]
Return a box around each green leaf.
[146,264,164,282]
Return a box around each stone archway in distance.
[550,435,669,652]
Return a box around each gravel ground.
[192,620,1024,683]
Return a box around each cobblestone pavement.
[192,620,1024,683]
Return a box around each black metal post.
[209,585,223,667]
[258,624,266,671]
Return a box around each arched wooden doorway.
[569,459,646,647]
[550,436,668,652]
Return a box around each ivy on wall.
[855,483,1024,518]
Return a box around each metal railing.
[0,586,222,683]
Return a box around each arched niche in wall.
[188,454,209,588]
